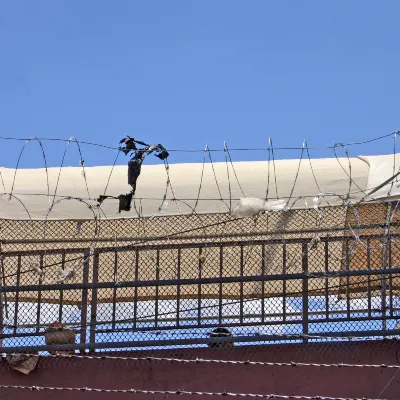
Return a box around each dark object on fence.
[208,328,235,348]
[6,353,39,375]
[118,192,134,213]
[120,136,169,195]
[97,192,133,213]
[97,137,169,213]
[45,322,76,355]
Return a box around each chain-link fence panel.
[1,202,400,372]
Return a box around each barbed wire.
[0,384,389,399]
[0,130,396,151]
[2,353,400,370]
[0,129,397,258]
[1,132,398,217]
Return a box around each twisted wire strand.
[0,384,388,399]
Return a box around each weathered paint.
[0,341,399,399]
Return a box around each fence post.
[0,253,4,349]
[80,248,90,353]
[0,284,3,349]
[381,202,393,332]
[89,249,99,352]
[302,242,309,343]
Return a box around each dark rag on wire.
[97,136,169,213]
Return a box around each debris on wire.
[97,136,169,213]
[232,198,287,218]
[158,200,169,215]
[58,266,75,282]
[30,262,44,278]
[5,353,39,375]
[43,265,75,285]
[122,136,169,192]
[75,220,83,233]
[117,192,134,213]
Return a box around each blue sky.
[0,1,399,168]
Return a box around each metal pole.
[302,242,309,343]
[89,249,99,352]
[381,202,393,332]
[0,245,8,349]
[360,170,400,203]
[0,283,3,349]
[80,249,90,353]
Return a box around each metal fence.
[0,202,400,366]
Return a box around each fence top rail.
[1,233,396,258]
[2,221,399,246]
[1,267,399,293]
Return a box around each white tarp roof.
[0,154,397,220]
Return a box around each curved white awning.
[2,153,399,220]
[0,153,377,220]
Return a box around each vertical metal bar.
[176,249,181,326]
[89,249,99,351]
[345,239,350,319]
[261,244,266,324]
[282,243,287,322]
[13,256,21,336]
[197,248,202,326]
[58,252,65,323]
[155,249,160,328]
[389,238,393,316]
[346,239,350,318]
[80,249,90,352]
[324,241,329,320]
[381,202,392,331]
[302,242,309,343]
[218,246,223,325]
[35,254,44,334]
[133,249,139,329]
[112,250,118,330]
[240,245,244,324]
[0,254,4,347]
[0,249,8,319]
[367,239,372,318]
[0,284,3,349]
